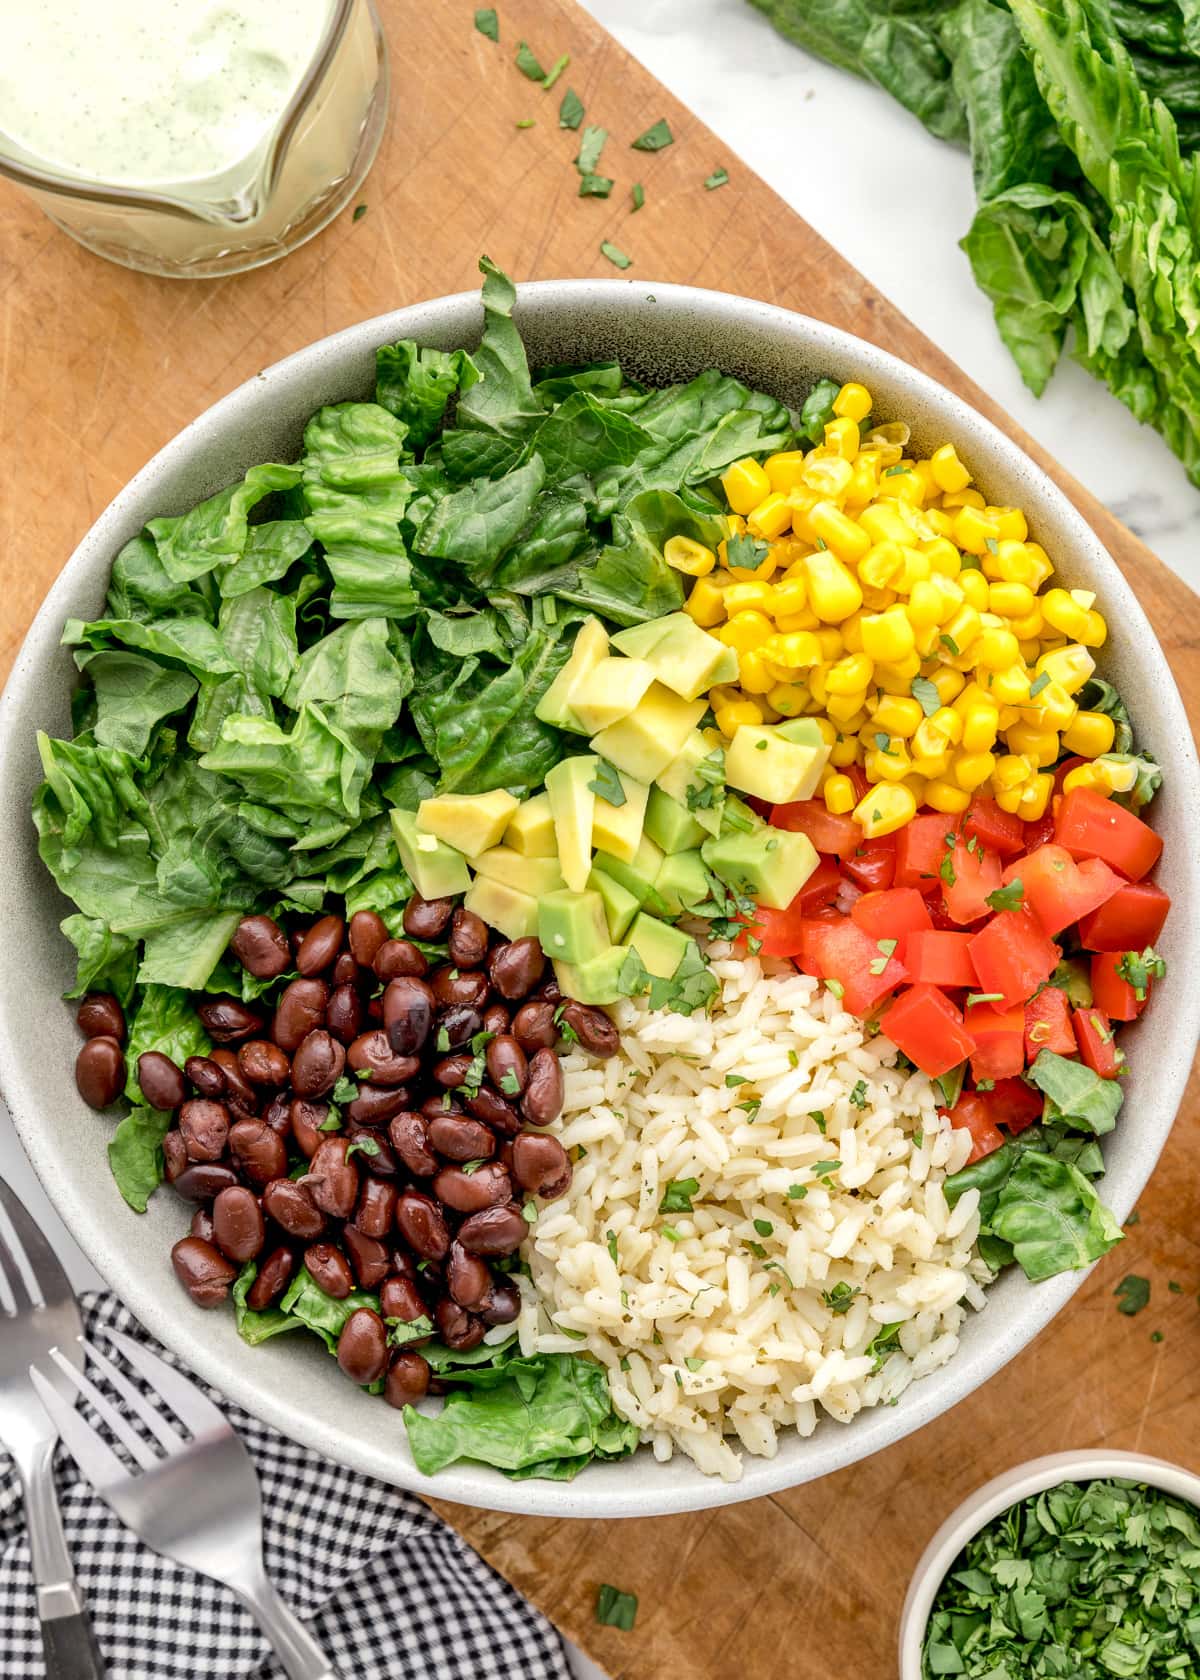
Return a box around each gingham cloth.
[0,1293,573,1680]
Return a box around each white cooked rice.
[517,949,990,1481]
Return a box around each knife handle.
[41,1610,108,1680]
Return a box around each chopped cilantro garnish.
[474,7,499,41]
[515,40,545,79]
[541,51,569,89]
[725,530,771,572]
[589,759,626,806]
[849,1080,868,1108]
[1117,947,1167,1000]
[1027,671,1051,699]
[1114,1274,1150,1315]
[753,1218,773,1237]
[559,88,584,129]
[986,879,1024,912]
[631,118,673,151]
[659,1177,699,1214]
[910,675,940,717]
[704,166,730,190]
[822,1281,861,1313]
[965,991,1005,1007]
[596,1585,638,1630]
[631,181,645,211]
[600,240,632,270]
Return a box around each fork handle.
[41,1611,107,1680]
[236,1572,340,1680]
[20,1446,107,1678]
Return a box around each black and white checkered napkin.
[0,1293,572,1680]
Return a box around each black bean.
[337,1308,389,1386]
[262,1092,292,1137]
[456,1203,528,1257]
[344,1225,390,1290]
[345,1084,411,1128]
[380,1274,430,1330]
[185,1055,227,1100]
[247,1246,295,1311]
[178,1099,229,1163]
[291,1029,345,1098]
[136,1050,187,1112]
[428,1113,496,1163]
[346,1029,419,1087]
[372,939,428,981]
[163,1130,188,1184]
[561,1000,621,1057]
[384,1350,431,1409]
[465,1086,521,1137]
[436,1004,483,1050]
[304,1242,354,1299]
[350,1126,398,1177]
[480,1280,522,1326]
[228,1118,288,1187]
[237,1039,291,1088]
[482,1003,511,1037]
[394,1190,450,1261]
[349,909,389,968]
[446,1242,493,1311]
[74,1037,125,1109]
[262,1178,325,1240]
[431,1053,472,1089]
[487,938,545,1001]
[522,1048,563,1126]
[434,1299,485,1351]
[511,1000,557,1052]
[230,914,290,980]
[485,1035,527,1098]
[209,1049,259,1117]
[433,1162,512,1214]
[403,893,454,941]
[388,1112,438,1178]
[354,1177,397,1240]
[171,1236,236,1307]
[511,1133,573,1200]
[332,952,360,988]
[429,966,489,1011]
[196,996,263,1043]
[383,976,435,1056]
[76,992,125,1042]
[172,1163,239,1203]
[271,978,328,1053]
[296,914,344,977]
[289,1097,328,1159]
[448,907,489,968]
[326,982,364,1045]
[306,1137,359,1219]
[211,1186,265,1264]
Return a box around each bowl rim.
[2,276,1198,1519]
[897,1448,1200,1676]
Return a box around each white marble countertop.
[583,0,1200,599]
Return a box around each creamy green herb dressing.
[0,0,333,187]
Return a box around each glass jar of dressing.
[0,0,388,277]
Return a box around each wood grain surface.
[2,2,1198,1676]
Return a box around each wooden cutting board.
[2,3,1198,1675]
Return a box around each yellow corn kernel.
[905,578,944,629]
[1023,679,1077,730]
[953,750,996,791]
[989,540,1035,586]
[1016,773,1054,820]
[954,506,1002,554]
[873,694,924,737]
[860,605,916,664]
[994,785,1025,815]
[830,732,860,767]
[775,610,821,633]
[807,504,868,564]
[1004,721,1059,767]
[820,653,867,697]
[807,717,837,750]
[1061,710,1115,758]
[941,487,985,510]
[801,455,854,499]
[922,538,963,580]
[808,664,830,707]
[859,586,898,613]
[1010,610,1045,643]
[1080,610,1107,648]
[839,613,865,653]
[974,626,1021,670]
[764,451,810,495]
[997,704,1022,731]
[915,710,961,755]
[912,622,942,660]
[910,461,936,503]
[954,573,987,617]
[826,691,868,725]
[989,507,1028,543]
[1023,543,1055,587]
[854,783,918,839]
[925,778,971,815]
[813,628,845,662]
[960,703,999,755]
[663,535,716,577]
[803,550,863,622]
[858,503,912,547]
[747,493,794,543]
[984,665,1029,706]
[910,752,950,781]
[718,610,774,653]
[684,576,726,628]
[895,547,932,593]
[763,630,821,670]
[992,753,1034,793]
[925,508,956,540]
[738,649,776,695]
[845,456,880,511]
[823,772,857,815]
[770,579,808,620]
[1061,764,1102,796]
[930,669,966,707]
[1035,643,1095,694]
[875,653,923,690]
[714,699,764,735]
[866,739,913,783]
[1040,588,1092,640]
[721,457,771,515]
[721,580,772,615]
[833,381,872,423]
[877,465,925,506]
[1093,757,1138,794]
[766,681,808,717]
[858,541,904,591]
[823,417,861,461]
[724,543,779,584]
[929,442,971,494]
[988,581,1035,619]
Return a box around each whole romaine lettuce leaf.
[107,1107,174,1213]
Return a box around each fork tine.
[48,1344,161,1471]
[0,1177,71,1308]
[84,1336,184,1454]
[105,1328,233,1442]
[29,1364,130,1494]
[0,1195,39,1313]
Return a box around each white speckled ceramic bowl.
[899,1450,1200,1676]
[1,282,1197,1518]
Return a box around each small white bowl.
[899,1449,1200,1678]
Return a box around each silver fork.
[0,1177,106,1679]
[30,1327,340,1680]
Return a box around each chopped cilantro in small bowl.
[900,1450,1200,1679]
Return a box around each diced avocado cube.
[725,722,830,804]
[503,792,558,858]
[720,792,765,835]
[390,808,471,899]
[654,849,710,917]
[593,834,668,917]
[538,888,611,964]
[569,657,656,733]
[535,617,608,731]
[545,755,597,893]
[591,683,707,782]
[628,912,693,979]
[590,767,649,864]
[417,789,518,857]
[464,876,539,941]
[644,785,707,854]
[472,846,565,897]
[587,866,640,942]
[630,612,730,701]
[609,619,669,660]
[657,729,725,837]
[709,645,740,687]
[701,827,819,911]
[553,947,628,1007]
[777,717,826,748]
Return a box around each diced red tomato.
[1024,986,1076,1058]
[967,907,1061,1007]
[942,838,1003,926]
[1073,1005,1124,1077]
[1090,951,1147,1022]
[982,1077,1043,1135]
[770,800,860,860]
[895,814,961,896]
[964,796,1025,858]
[846,762,871,803]
[850,888,933,948]
[1077,880,1170,951]
[903,930,977,989]
[1002,844,1123,937]
[797,918,908,1015]
[1054,787,1163,881]
[942,1092,1004,1164]
[926,896,964,932]
[737,904,804,959]
[964,1001,1026,1082]
[883,984,977,1078]
[1022,810,1058,854]
[794,857,843,915]
[841,835,897,893]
